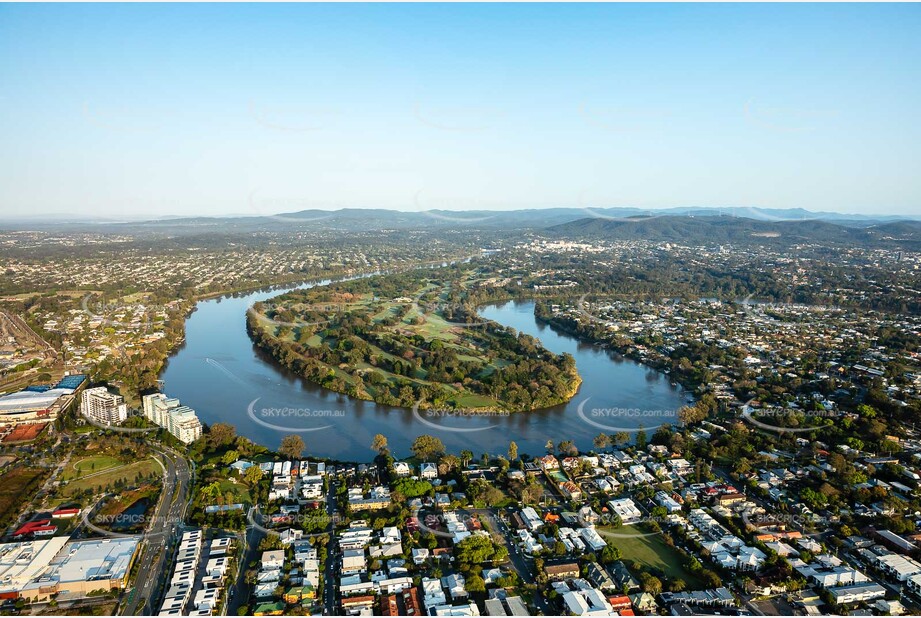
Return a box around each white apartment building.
[142,393,203,444]
[81,387,127,426]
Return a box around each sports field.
[61,455,123,480]
[600,524,706,589]
[61,457,162,497]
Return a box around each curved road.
[120,447,192,616]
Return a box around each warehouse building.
[19,537,140,601]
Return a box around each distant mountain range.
[1,206,919,238]
[547,214,921,248]
[114,205,921,230]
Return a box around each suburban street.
[470,507,550,614]
[225,513,265,616]
[323,480,339,616]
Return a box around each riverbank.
[160,286,689,459]
[245,273,582,413]
[533,302,704,398]
[106,255,478,402]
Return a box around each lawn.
[601,524,706,589]
[62,455,123,480]
[0,467,48,527]
[214,478,253,505]
[451,393,499,409]
[61,457,162,497]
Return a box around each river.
[159,283,691,462]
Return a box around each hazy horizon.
[3,203,920,224]
[2,3,920,219]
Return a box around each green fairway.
[62,458,162,497]
[63,455,122,480]
[600,525,706,589]
[249,270,581,412]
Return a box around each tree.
[208,423,237,449]
[639,573,662,595]
[613,432,630,448]
[279,434,305,459]
[465,573,486,593]
[460,450,474,467]
[508,441,518,461]
[411,435,446,461]
[635,426,647,450]
[244,465,263,487]
[599,543,621,564]
[678,404,707,426]
[593,434,611,451]
[558,440,578,457]
[701,569,722,588]
[199,481,222,504]
[371,434,389,455]
[669,579,687,592]
[438,454,461,475]
[455,534,507,565]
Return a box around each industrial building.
[0,538,69,600]
[0,536,139,602]
[0,375,85,424]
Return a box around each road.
[225,515,265,616]
[470,508,550,615]
[120,447,192,616]
[323,480,339,616]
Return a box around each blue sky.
[1,3,919,218]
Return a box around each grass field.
[601,525,706,589]
[214,478,253,505]
[38,601,118,616]
[62,455,123,480]
[61,457,162,497]
[0,467,48,527]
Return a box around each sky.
[0,3,920,219]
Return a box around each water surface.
[160,286,691,461]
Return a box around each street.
[120,447,191,616]
[323,479,339,616]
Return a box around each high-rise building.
[142,392,203,444]
[142,393,181,427]
[169,407,203,444]
[80,387,127,426]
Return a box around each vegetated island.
[246,269,581,412]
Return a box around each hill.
[547,215,921,248]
